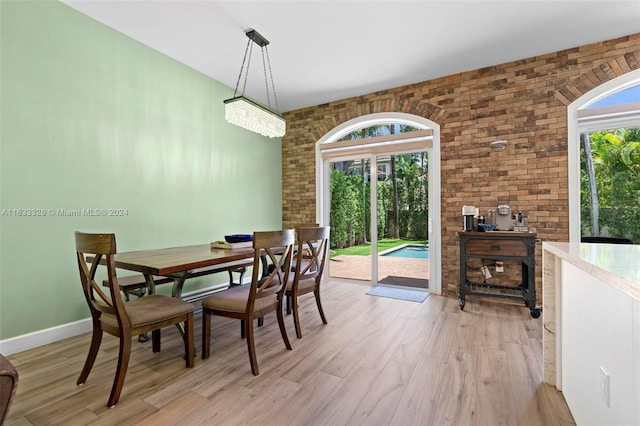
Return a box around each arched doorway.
[315,113,442,294]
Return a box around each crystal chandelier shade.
[223,29,285,138]
[224,96,285,138]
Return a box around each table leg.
[144,274,157,295]
[137,273,160,342]
[171,273,189,299]
[261,254,269,278]
[139,274,194,345]
[169,273,197,356]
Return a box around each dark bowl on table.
[224,234,253,243]
[477,223,497,232]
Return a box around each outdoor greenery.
[331,238,427,257]
[580,127,640,243]
[329,124,429,249]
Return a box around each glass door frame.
[316,113,441,294]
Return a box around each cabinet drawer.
[464,239,528,257]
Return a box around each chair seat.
[291,260,311,271]
[286,276,316,292]
[201,285,275,313]
[101,295,193,329]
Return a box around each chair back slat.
[75,231,127,323]
[248,230,295,307]
[294,226,330,283]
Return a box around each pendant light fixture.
[224,29,285,138]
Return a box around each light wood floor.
[5,279,575,426]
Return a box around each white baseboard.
[0,318,93,356]
[0,280,248,356]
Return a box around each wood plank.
[357,315,415,371]
[475,346,517,426]
[540,383,577,426]
[347,360,415,425]
[135,391,209,426]
[279,324,355,384]
[431,351,478,426]
[389,356,447,426]
[390,317,433,365]
[260,371,341,425]
[305,365,380,425]
[178,383,257,425]
[422,310,460,361]
[450,305,482,354]
[222,377,301,424]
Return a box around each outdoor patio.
[328,254,429,288]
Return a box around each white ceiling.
[63,1,640,113]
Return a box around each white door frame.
[315,113,442,294]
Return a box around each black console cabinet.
[458,231,540,318]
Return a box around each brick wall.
[281,34,640,299]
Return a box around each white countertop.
[543,242,640,300]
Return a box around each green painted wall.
[0,1,283,340]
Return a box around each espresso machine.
[495,204,513,231]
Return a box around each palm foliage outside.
[580,127,640,243]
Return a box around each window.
[578,85,640,243]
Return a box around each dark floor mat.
[379,275,429,289]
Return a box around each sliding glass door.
[327,151,429,288]
[376,152,429,289]
[327,157,372,282]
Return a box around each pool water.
[382,245,429,259]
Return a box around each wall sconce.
[491,140,507,152]
[224,29,285,138]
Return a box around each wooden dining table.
[113,244,262,299]
[93,243,267,348]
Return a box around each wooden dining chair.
[75,232,195,407]
[201,229,295,375]
[285,226,330,338]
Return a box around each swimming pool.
[382,245,429,259]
